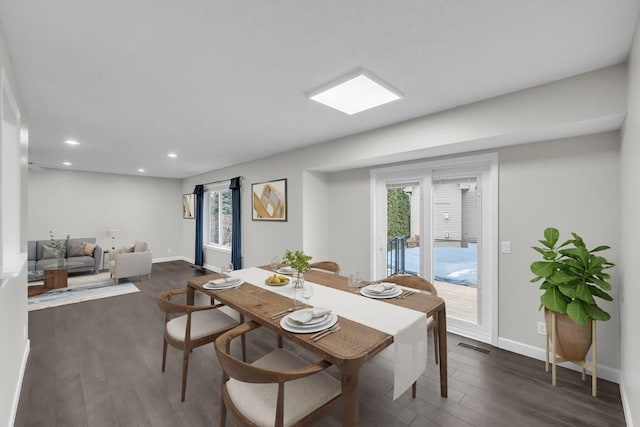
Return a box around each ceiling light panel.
[64,139,80,145]
[309,70,402,115]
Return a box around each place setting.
[279,306,340,338]
[359,282,404,299]
[203,276,244,290]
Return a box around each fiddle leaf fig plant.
[530,227,614,325]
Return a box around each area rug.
[28,276,139,311]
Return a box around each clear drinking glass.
[348,274,357,293]
[222,263,233,276]
[302,282,313,306]
[270,256,280,271]
[354,272,362,292]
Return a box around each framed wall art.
[252,178,287,221]
[182,193,195,219]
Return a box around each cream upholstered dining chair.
[374,274,439,398]
[308,261,341,274]
[215,321,341,427]
[156,288,242,402]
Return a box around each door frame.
[370,153,498,345]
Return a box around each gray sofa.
[28,237,103,282]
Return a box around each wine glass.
[222,263,233,276]
[270,255,280,271]
[348,273,358,293]
[302,282,313,306]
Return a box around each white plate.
[361,283,398,295]
[203,278,243,290]
[360,286,403,299]
[276,267,297,275]
[285,312,330,328]
[280,312,338,334]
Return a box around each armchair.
[109,240,152,284]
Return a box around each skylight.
[308,70,402,115]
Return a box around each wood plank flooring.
[14,261,626,426]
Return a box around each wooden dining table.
[187,267,447,426]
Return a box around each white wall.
[302,171,331,262]
[0,25,29,427]
[28,169,183,262]
[620,19,640,427]
[498,132,620,370]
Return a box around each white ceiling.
[1,1,639,178]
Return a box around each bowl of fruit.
[266,274,290,286]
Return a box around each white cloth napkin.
[366,282,397,294]
[289,307,332,324]
[278,266,297,274]
[210,277,240,286]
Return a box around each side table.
[102,249,111,271]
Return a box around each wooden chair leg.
[181,348,190,402]
[239,314,247,362]
[433,326,439,365]
[412,381,417,398]
[162,339,168,372]
[220,391,227,426]
[277,335,283,349]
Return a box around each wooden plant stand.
[545,311,597,397]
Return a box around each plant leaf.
[557,282,577,298]
[543,227,559,247]
[575,282,595,304]
[590,245,610,253]
[541,287,568,313]
[588,285,613,301]
[590,278,612,291]
[530,261,555,278]
[566,300,588,325]
[584,304,611,322]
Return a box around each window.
[206,184,233,250]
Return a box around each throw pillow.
[83,242,97,256]
[68,242,85,257]
[134,240,149,252]
[42,245,59,259]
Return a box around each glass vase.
[292,272,305,308]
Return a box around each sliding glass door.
[372,154,498,344]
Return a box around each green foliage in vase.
[282,249,312,274]
[530,227,615,325]
[48,230,70,255]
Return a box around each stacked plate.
[360,282,403,299]
[276,266,298,275]
[203,277,243,290]
[280,307,337,333]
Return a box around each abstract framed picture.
[252,178,287,221]
[182,194,195,219]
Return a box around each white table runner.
[229,267,428,399]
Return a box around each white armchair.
[110,240,152,284]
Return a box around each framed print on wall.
[182,193,195,219]
[252,178,287,221]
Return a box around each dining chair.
[155,288,242,402]
[375,274,439,398]
[215,321,342,427]
[308,261,341,274]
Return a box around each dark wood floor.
[15,261,626,426]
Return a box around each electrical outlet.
[537,322,546,335]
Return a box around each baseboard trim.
[497,337,620,383]
[620,377,636,427]
[10,339,30,427]
[151,255,185,263]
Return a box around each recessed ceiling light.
[138,168,145,173]
[62,161,72,166]
[167,153,178,158]
[308,69,402,115]
[64,139,80,145]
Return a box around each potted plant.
[530,227,614,361]
[282,249,312,276]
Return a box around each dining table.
[187,266,447,426]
